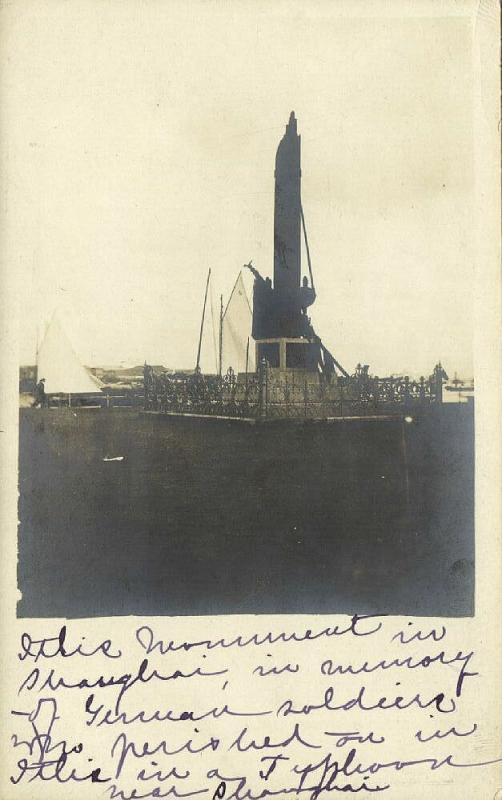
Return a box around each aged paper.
[0,1,500,798]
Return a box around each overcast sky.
[4,0,476,377]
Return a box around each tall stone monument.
[248,112,343,378]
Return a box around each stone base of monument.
[255,337,321,373]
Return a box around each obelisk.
[273,111,301,294]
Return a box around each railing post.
[404,375,410,408]
[419,376,426,404]
[432,363,445,404]
[258,358,267,418]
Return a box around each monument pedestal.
[255,337,321,373]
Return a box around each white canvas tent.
[221,271,255,375]
[37,313,103,394]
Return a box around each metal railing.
[143,361,448,420]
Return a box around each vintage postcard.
[0,1,500,798]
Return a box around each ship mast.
[218,294,223,377]
[195,268,211,372]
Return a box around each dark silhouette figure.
[33,378,46,408]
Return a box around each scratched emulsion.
[17,405,473,618]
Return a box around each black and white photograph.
[14,2,477,619]
[2,4,502,800]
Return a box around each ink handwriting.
[9,619,500,798]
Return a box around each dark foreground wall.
[18,405,474,618]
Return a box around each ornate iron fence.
[143,361,448,419]
[144,366,262,417]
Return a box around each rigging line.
[195,268,211,372]
[209,273,218,373]
[37,308,57,356]
[300,204,316,295]
[240,269,253,316]
[322,343,349,379]
[35,323,40,378]
[223,270,243,319]
[218,294,223,378]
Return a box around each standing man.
[32,377,46,408]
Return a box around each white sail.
[37,313,103,394]
[222,272,255,374]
